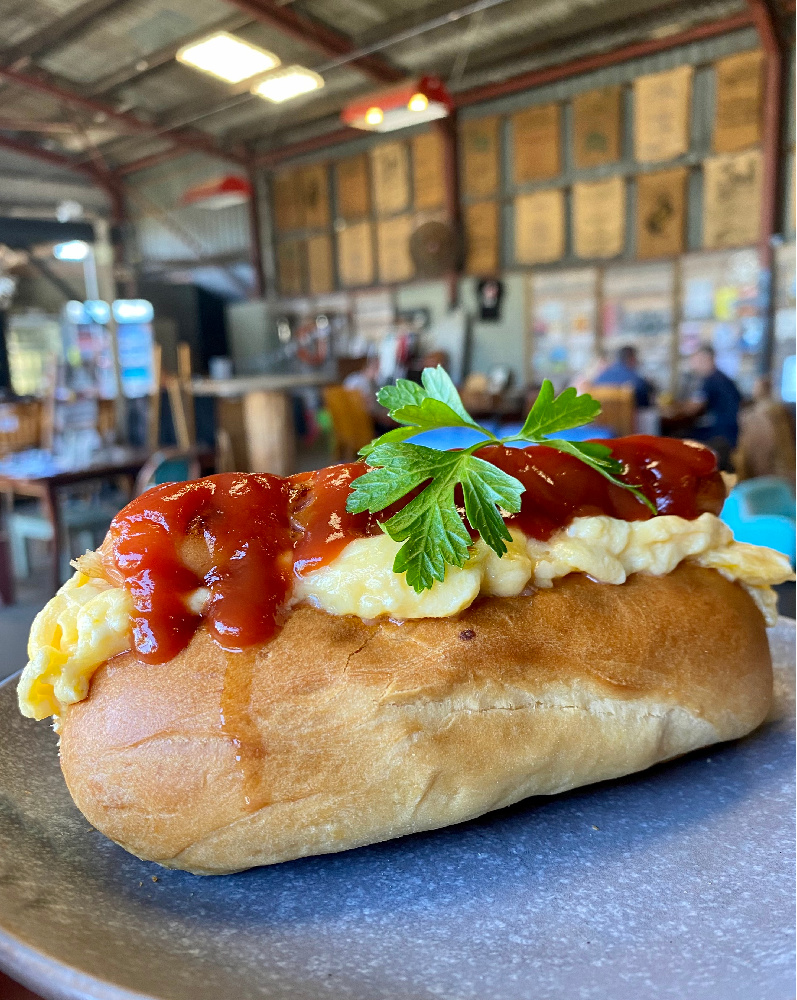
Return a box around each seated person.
[673,345,742,469]
[593,346,653,408]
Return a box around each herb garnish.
[346,367,655,593]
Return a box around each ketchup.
[110,474,292,664]
[109,436,724,664]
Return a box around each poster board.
[306,234,334,295]
[634,65,692,163]
[412,131,445,210]
[276,240,305,296]
[529,268,598,385]
[371,142,409,216]
[335,154,370,219]
[572,176,625,259]
[602,262,675,390]
[464,200,500,275]
[298,163,330,230]
[461,117,500,196]
[713,50,764,153]
[573,86,622,169]
[272,171,302,232]
[514,189,564,265]
[679,248,762,396]
[703,149,763,249]
[636,167,687,258]
[377,214,414,283]
[513,103,560,183]
[337,221,374,287]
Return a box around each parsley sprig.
[347,367,655,593]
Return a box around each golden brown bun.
[60,565,772,874]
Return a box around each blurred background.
[0,0,793,650]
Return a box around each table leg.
[242,390,295,476]
[42,484,64,596]
[0,490,16,606]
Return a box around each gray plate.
[0,621,794,1000]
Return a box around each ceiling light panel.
[177,32,280,85]
[251,66,324,103]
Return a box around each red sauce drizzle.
[109,436,724,664]
[110,473,292,664]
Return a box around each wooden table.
[0,448,154,604]
[192,372,333,476]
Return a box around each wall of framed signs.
[267,28,794,392]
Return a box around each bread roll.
[59,564,771,875]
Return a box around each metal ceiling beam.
[222,0,404,83]
[0,132,105,182]
[252,11,758,168]
[116,147,193,177]
[0,0,136,67]
[0,66,248,165]
[454,10,755,105]
[254,126,360,167]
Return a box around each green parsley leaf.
[348,368,657,590]
[346,443,523,593]
[520,380,602,439]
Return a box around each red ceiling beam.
[745,0,784,263]
[0,65,247,165]
[0,131,106,182]
[223,0,404,84]
[116,146,194,177]
[454,11,755,106]
[253,12,759,169]
[254,126,360,168]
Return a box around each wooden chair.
[585,385,636,437]
[323,386,375,461]
[0,400,41,458]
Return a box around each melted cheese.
[18,514,793,721]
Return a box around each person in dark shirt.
[683,345,742,467]
[593,345,653,408]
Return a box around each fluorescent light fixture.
[53,240,90,261]
[113,299,154,324]
[177,32,280,85]
[252,66,324,103]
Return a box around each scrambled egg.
[18,568,133,722]
[18,514,794,722]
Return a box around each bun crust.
[60,565,772,874]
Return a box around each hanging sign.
[573,86,622,169]
[461,116,500,196]
[713,49,764,153]
[464,200,500,275]
[636,167,688,258]
[515,189,565,264]
[573,176,625,258]
[703,150,763,249]
[634,65,692,163]
[513,103,561,183]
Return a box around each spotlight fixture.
[251,65,324,103]
[177,32,280,85]
[342,76,452,132]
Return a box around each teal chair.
[720,477,796,564]
[134,448,201,496]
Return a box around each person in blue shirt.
[686,344,742,452]
[593,345,653,407]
